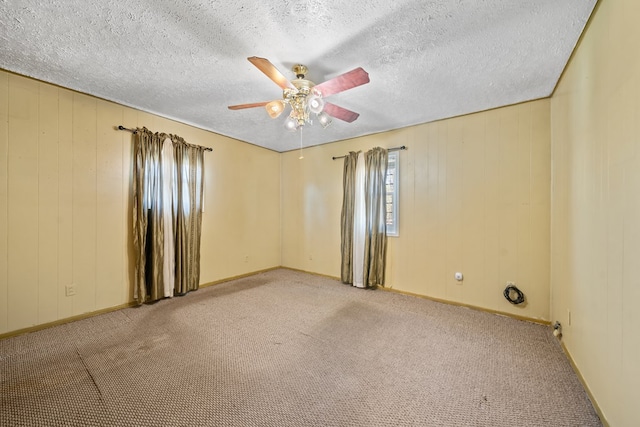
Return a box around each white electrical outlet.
[65,285,76,297]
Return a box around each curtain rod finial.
[117,125,137,134]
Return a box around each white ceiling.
[0,0,596,152]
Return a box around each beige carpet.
[1,269,602,426]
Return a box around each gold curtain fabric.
[172,136,206,295]
[133,128,167,304]
[363,147,388,287]
[340,152,359,283]
[132,128,206,303]
[341,148,388,287]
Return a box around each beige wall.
[0,71,281,335]
[282,99,551,321]
[550,0,640,425]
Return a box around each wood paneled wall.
[550,0,640,424]
[281,99,551,321]
[0,71,281,335]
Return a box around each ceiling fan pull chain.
[299,127,304,160]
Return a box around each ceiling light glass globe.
[284,116,298,132]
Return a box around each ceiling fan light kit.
[229,57,370,132]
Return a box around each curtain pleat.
[353,152,366,288]
[161,137,175,298]
[363,147,388,287]
[340,152,359,284]
[133,128,166,304]
[172,136,205,295]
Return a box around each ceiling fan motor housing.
[292,64,308,79]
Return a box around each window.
[385,151,399,236]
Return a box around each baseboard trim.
[0,302,137,340]
[560,341,609,427]
[0,266,549,336]
[280,266,341,281]
[1,267,549,339]
[199,267,281,289]
[0,267,281,340]
[281,266,550,326]
[379,286,551,326]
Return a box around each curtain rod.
[118,125,138,134]
[117,125,213,151]
[331,145,407,160]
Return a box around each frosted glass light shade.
[265,100,285,118]
[317,112,332,128]
[284,116,299,131]
[307,94,324,114]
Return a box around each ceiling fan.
[228,57,370,131]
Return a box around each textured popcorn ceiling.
[0,0,596,152]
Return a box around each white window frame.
[385,151,399,237]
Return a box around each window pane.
[385,151,399,236]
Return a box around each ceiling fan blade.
[313,67,370,97]
[248,56,295,90]
[228,101,270,110]
[323,102,360,123]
